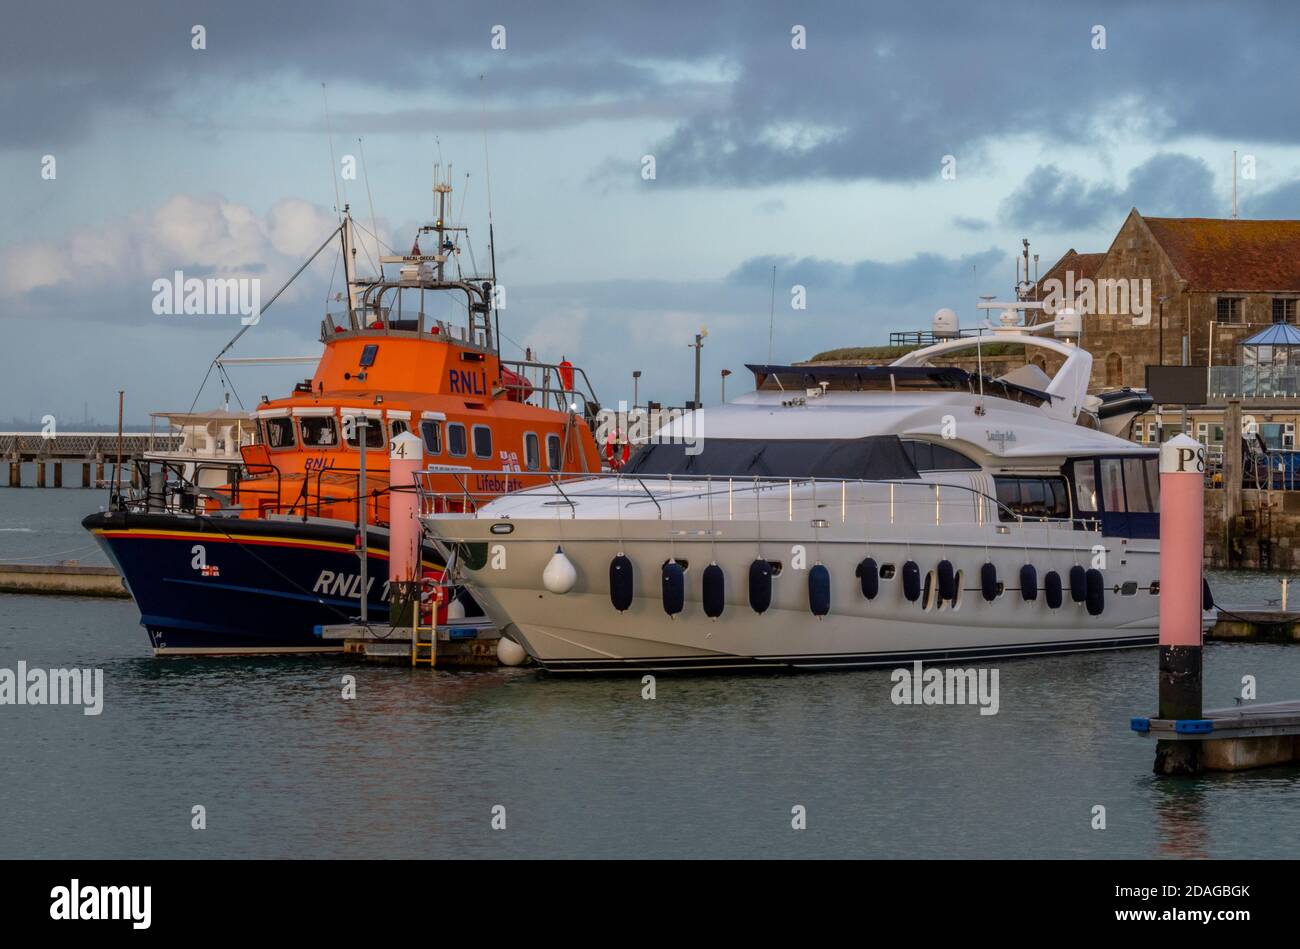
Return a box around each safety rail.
[499,358,601,419]
[414,468,1107,534]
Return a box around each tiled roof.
[1036,249,1105,292]
[1142,217,1300,292]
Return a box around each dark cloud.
[1242,178,1300,218]
[999,153,1219,230]
[8,1,1300,189]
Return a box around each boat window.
[472,425,493,459]
[421,419,442,455]
[546,433,562,471]
[447,423,467,457]
[1123,457,1154,513]
[300,415,338,448]
[1144,457,1160,512]
[343,415,384,450]
[389,419,408,440]
[623,436,920,480]
[993,477,1071,521]
[264,417,295,450]
[1073,460,1098,512]
[901,440,980,471]
[524,432,540,471]
[1100,458,1125,512]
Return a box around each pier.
[322,618,508,669]
[0,432,179,488]
[1136,434,1300,773]
[0,562,129,598]
[1133,701,1300,771]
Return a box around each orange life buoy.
[605,431,630,469]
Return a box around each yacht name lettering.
[986,429,1017,448]
[448,370,487,395]
[312,571,389,600]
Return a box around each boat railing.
[414,468,1104,534]
[499,358,601,419]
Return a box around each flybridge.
[746,363,1056,406]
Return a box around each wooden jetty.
[1132,700,1300,771]
[1209,607,1300,642]
[1,431,179,488]
[0,562,129,598]
[319,618,511,669]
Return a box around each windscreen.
[622,436,921,480]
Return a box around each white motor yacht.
[420,303,1168,673]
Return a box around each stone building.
[1038,210,1300,459]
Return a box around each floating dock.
[0,562,129,598]
[1132,700,1300,770]
[1209,607,1300,642]
[319,618,509,669]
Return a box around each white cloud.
[0,194,338,300]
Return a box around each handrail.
[412,466,1086,530]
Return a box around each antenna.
[767,263,777,363]
[479,74,498,284]
[321,83,341,221]
[1227,148,1237,219]
[357,137,383,280]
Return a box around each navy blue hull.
[83,511,444,655]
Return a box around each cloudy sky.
[2,0,1299,425]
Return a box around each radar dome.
[932,308,959,338]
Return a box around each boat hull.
[428,518,1161,674]
[84,511,444,655]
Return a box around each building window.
[1217,297,1244,323]
[1105,353,1123,387]
[1273,298,1297,324]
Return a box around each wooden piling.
[8,462,19,488]
[53,462,62,488]
[81,463,90,488]
[36,463,46,488]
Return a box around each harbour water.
[2,487,1298,858]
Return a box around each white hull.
[429,512,1160,673]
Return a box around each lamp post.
[689,327,708,409]
[632,370,641,411]
[720,368,732,402]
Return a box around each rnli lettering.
[304,456,334,471]
[448,369,486,395]
[312,570,389,600]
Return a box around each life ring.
[604,431,630,469]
